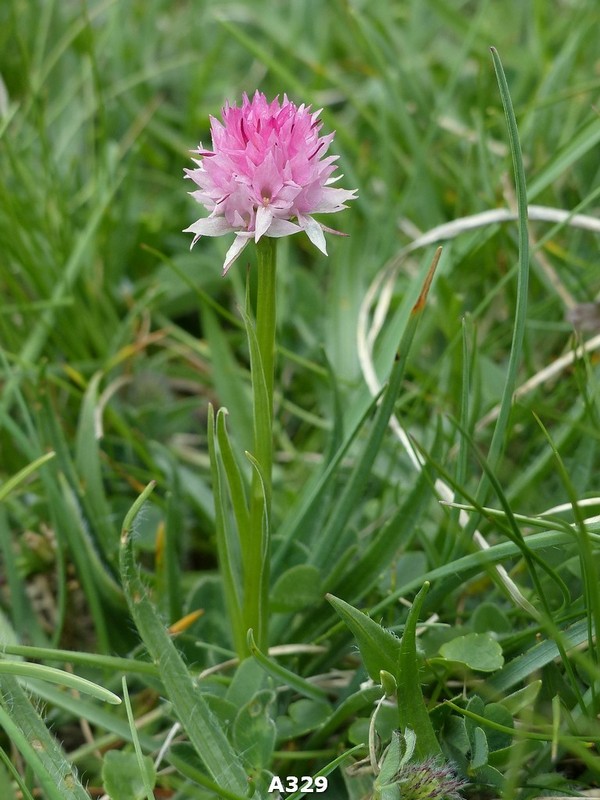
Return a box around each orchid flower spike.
[184,91,357,274]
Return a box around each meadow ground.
[1,1,600,798]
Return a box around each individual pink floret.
[184,91,357,274]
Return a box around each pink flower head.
[184,91,357,274]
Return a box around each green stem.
[255,237,277,415]
[245,237,277,653]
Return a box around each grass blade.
[482,48,530,483]
[74,371,115,559]
[0,451,55,502]
[121,678,156,800]
[311,247,441,566]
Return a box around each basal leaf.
[120,484,251,797]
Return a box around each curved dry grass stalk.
[357,204,600,619]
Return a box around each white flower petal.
[255,205,274,241]
[222,234,251,275]
[314,186,358,213]
[183,217,235,237]
[298,215,327,255]
[266,218,302,237]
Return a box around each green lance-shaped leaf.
[207,404,246,657]
[0,677,90,800]
[326,594,402,682]
[119,482,251,797]
[215,407,250,541]
[396,582,442,760]
[0,661,120,704]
